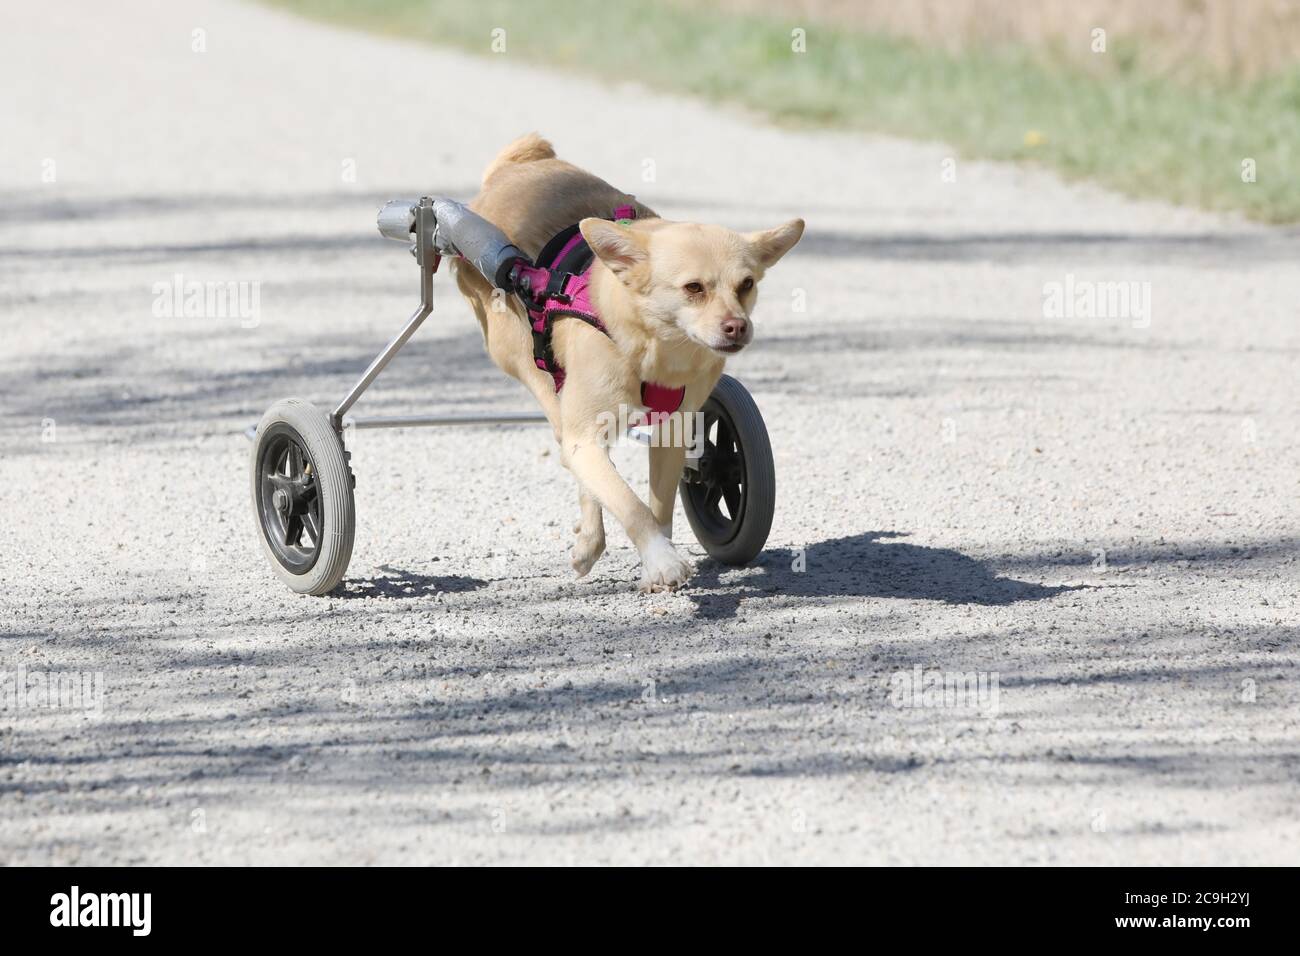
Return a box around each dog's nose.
[720,316,748,341]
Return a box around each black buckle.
[545,270,572,305]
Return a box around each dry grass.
[710,0,1300,78]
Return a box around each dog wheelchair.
[248,197,776,595]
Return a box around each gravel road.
[2,0,1297,865]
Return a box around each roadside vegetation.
[264,0,1300,221]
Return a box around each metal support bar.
[329,199,439,431]
[244,412,549,442]
[329,302,431,430]
[343,412,548,430]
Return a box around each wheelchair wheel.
[250,399,355,595]
[679,374,774,565]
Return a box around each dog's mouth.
[683,329,747,354]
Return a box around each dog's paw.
[571,531,606,579]
[638,536,693,593]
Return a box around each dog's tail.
[482,132,556,187]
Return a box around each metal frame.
[244,195,697,460]
[321,197,547,435]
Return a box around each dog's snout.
[721,316,748,341]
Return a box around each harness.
[513,205,686,418]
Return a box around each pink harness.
[514,205,686,418]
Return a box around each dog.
[453,133,803,591]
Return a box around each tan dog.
[454,134,803,591]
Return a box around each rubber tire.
[680,374,775,565]
[250,398,355,595]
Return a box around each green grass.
[264,0,1300,222]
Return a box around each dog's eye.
[738,276,754,293]
[683,281,704,296]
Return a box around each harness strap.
[521,204,686,415]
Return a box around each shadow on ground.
[4,564,1295,862]
[687,531,1074,619]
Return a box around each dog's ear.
[580,218,648,276]
[746,218,805,269]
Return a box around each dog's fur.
[454,134,803,591]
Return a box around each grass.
[263,0,1300,222]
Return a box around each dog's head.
[579,217,804,354]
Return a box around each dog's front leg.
[562,435,692,592]
[571,488,605,578]
[648,440,685,539]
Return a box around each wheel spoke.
[282,514,302,547]
[715,416,733,455]
[704,483,723,511]
[302,508,320,546]
[288,443,304,477]
[722,482,741,519]
[727,458,745,484]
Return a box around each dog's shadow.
[688,531,1077,619]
